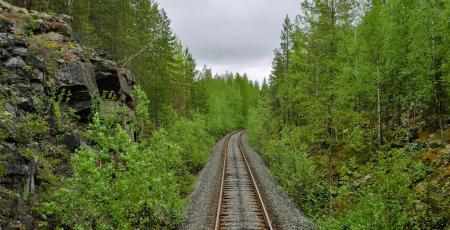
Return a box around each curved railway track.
[214,131,273,230]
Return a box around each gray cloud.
[158,0,300,82]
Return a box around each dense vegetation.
[6,0,449,229]
[3,0,259,228]
[248,0,450,229]
[10,0,209,126]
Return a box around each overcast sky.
[158,0,300,83]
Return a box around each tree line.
[3,0,261,228]
[248,0,449,228]
[269,0,449,148]
[8,0,213,127]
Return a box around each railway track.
[214,131,273,230]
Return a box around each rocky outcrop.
[92,58,136,108]
[0,2,137,228]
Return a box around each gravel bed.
[180,132,315,230]
[240,133,315,229]
[180,134,228,230]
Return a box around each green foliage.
[41,111,186,228]
[132,86,153,140]
[318,149,440,229]
[47,88,71,133]
[15,113,48,142]
[248,0,450,228]
[206,71,260,136]
[40,92,217,228]
[166,114,215,174]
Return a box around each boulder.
[4,103,16,115]
[48,20,72,37]
[5,70,30,84]
[0,33,27,48]
[0,0,29,14]
[118,69,136,107]
[44,31,66,42]
[11,47,27,57]
[4,57,26,68]
[0,32,14,47]
[91,58,136,107]
[30,69,44,83]
[62,133,83,153]
[0,48,10,60]
[1,142,17,154]
[56,14,72,23]
[55,61,98,120]
[29,10,52,20]
[0,18,13,33]
[31,82,44,94]
[30,19,72,39]
[23,54,44,71]
[16,97,33,112]
[92,58,118,72]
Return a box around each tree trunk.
[376,61,382,146]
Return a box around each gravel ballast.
[180,134,229,229]
[181,132,314,230]
[240,133,314,229]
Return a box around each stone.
[1,142,17,154]
[31,82,44,94]
[29,19,49,34]
[17,97,33,112]
[90,49,110,59]
[48,20,72,37]
[118,70,135,107]
[5,103,16,115]
[0,0,29,14]
[92,58,118,72]
[55,61,97,93]
[23,55,44,71]
[55,61,98,120]
[91,58,135,107]
[95,71,119,93]
[29,11,52,20]
[62,134,82,153]
[0,33,27,48]
[6,72,27,84]
[11,47,27,57]
[5,57,26,68]
[0,18,13,33]
[30,69,44,83]
[0,32,14,47]
[0,48,11,60]
[56,14,73,23]
[45,31,65,42]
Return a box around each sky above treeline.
[158,0,300,83]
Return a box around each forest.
[1,0,259,228]
[248,0,450,228]
[1,0,449,229]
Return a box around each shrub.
[41,113,186,229]
[318,149,434,229]
[166,113,215,174]
[16,114,48,142]
[40,92,217,229]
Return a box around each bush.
[166,113,215,174]
[41,112,186,229]
[16,114,48,142]
[39,91,217,229]
[255,128,330,218]
[318,149,436,229]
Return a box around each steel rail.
[214,131,273,230]
[237,132,273,230]
[214,131,239,230]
